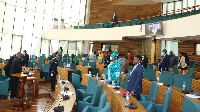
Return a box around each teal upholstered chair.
[0,80,10,95]
[40,64,50,81]
[103,68,108,79]
[83,61,88,66]
[99,102,111,112]
[0,68,10,81]
[0,58,2,63]
[77,83,103,112]
[189,61,195,68]
[72,73,87,91]
[82,90,108,112]
[173,74,192,92]
[143,69,157,81]
[173,65,178,74]
[140,81,158,101]
[30,58,36,62]
[76,77,97,102]
[147,64,153,69]
[187,68,194,77]
[120,73,130,89]
[35,62,43,70]
[182,96,200,112]
[27,61,33,68]
[141,87,172,112]
[160,71,174,86]
[58,61,63,67]
[88,62,99,75]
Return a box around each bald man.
[10,53,24,98]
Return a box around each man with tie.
[160,49,170,71]
[141,53,148,69]
[22,50,29,67]
[127,55,143,100]
[48,53,58,91]
[112,12,117,23]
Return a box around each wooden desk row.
[142,78,200,112]
[46,80,76,112]
[81,74,146,112]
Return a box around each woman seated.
[107,52,121,85]
[71,54,78,65]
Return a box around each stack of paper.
[186,94,200,99]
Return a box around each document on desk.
[64,92,73,96]
[157,83,163,85]
[186,94,200,99]
[108,85,120,88]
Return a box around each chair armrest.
[140,94,147,101]
[139,101,152,109]
[78,101,93,112]
[82,106,91,112]
[155,104,164,112]
[83,96,92,102]
[90,107,98,112]
[81,84,87,89]
[5,78,10,82]
[146,103,155,112]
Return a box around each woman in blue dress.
[89,51,97,62]
[107,52,121,85]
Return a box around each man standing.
[22,50,29,67]
[141,53,148,69]
[4,52,20,77]
[160,49,170,71]
[10,53,24,98]
[127,51,133,61]
[169,51,178,68]
[127,55,143,100]
[112,12,117,23]
[118,54,126,73]
[48,53,58,91]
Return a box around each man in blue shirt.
[127,55,143,100]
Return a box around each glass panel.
[50,40,59,54]
[3,4,15,34]
[6,0,16,5]
[21,35,32,54]
[0,2,5,32]
[31,37,41,56]
[175,1,182,14]
[11,35,22,56]
[168,2,174,14]
[68,41,77,56]
[26,0,36,10]
[41,39,50,56]
[13,7,25,35]
[23,10,34,36]
[162,3,167,14]
[16,0,26,8]
[183,0,187,10]
[71,0,80,26]
[53,0,62,16]
[45,0,54,15]
[79,0,86,21]
[33,12,43,37]
[35,0,45,13]
[197,0,200,10]
[0,33,12,59]
[77,41,83,55]
[60,41,68,56]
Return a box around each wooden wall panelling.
[89,0,162,24]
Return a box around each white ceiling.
[114,0,181,5]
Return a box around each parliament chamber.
[0,0,200,112]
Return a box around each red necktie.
[160,56,164,65]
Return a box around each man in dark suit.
[141,53,148,69]
[160,49,170,71]
[112,12,117,23]
[127,55,143,100]
[10,53,24,98]
[48,53,58,91]
[22,50,29,67]
[4,52,20,77]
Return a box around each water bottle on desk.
[125,93,129,107]
[182,82,186,91]
[62,84,65,94]
[112,81,115,87]
[39,106,43,112]
[182,71,185,75]
[157,76,159,83]
[96,73,98,80]
[88,63,89,66]
[58,74,61,81]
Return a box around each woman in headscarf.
[107,52,121,85]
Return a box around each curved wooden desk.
[47,80,76,112]
[81,74,146,112]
